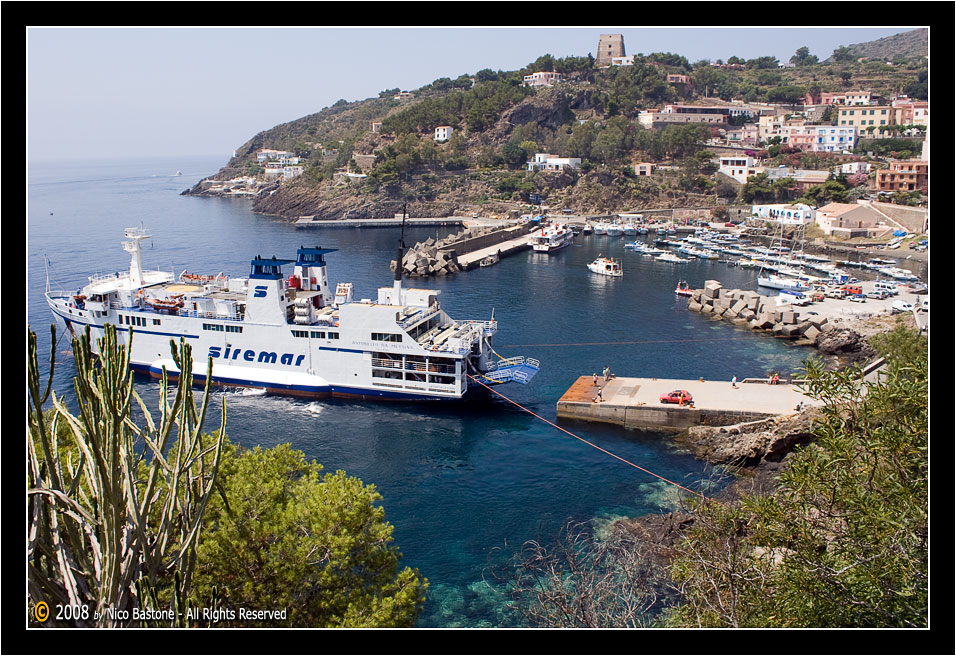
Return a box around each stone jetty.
[391,223,535,277]
[685,280,828,345]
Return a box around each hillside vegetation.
[197,33,927,220]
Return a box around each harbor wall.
[557,399,776,433]
[394,223,537,276]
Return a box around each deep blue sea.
[27,156,815,627]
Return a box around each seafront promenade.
[557,374,822,432]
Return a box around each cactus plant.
[27,323,225,626]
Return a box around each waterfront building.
[815,202,893,237]
[752,203,816,225]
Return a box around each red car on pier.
[660,390,693,405]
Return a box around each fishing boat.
[479,253,499,267]
[581,222,594,235]
[592,222,608,235]
[530,223,574,253]
[587,256,623,277]
[605,222,624,237]
[674,280,694,296]
[45,224,539,401]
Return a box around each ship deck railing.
[397,304,440,329]
[370,358,456,375]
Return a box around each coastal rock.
[815,326,877,362]
[677,408,820,467]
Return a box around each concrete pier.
[294,217,465,228]
[557,375,821,433]
[456,233,533,269]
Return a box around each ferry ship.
[530,223,574,252]
[45,226,539,401]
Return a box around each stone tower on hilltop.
[596,34,625,67]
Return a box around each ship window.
[311,331,326,339]
[226,325,243,333]
[371,332,402,343]
[203,323,225,331]
[292,330,309,338]
[372,368,403,380]
[153,319,161,325]
[327,332,339,339]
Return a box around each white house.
[522,71,563,87]
[434,126,454,142]
[257,149,295,163]
[718,155,756,184]
[840,161,871,175]
[752,203,816,225]
[527,153,582,172]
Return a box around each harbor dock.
[295,216,465,228]
[557,375,821,433]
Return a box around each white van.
[920,297,928,312]
[891,300,914,314]
[873,281,898,296]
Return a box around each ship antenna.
[394,202,407,284]
[391,202,408,303]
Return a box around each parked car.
[848,294,867,303]
[660,390,693,405]
[841,285,863,296]
[866,290,889,300]
[891,300,914,314]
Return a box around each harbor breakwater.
[685,280,875,364]
[686,280,825,344]
[391,222,536,277]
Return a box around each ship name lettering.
[208,346,304,367]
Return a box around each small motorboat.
[479,253,500,267]
[674,280,694,296]
[582,222,594,235]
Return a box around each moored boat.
[530,223,574,253]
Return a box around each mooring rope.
[467,374,717,504]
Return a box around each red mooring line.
[468,375,717,504]
[501,337,754,348]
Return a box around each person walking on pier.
[593,373,599,387]
[731,375,737,389]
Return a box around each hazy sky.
[27,26,919,162]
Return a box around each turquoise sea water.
[27,157,816,627]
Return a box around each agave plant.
[27,323,225,626]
